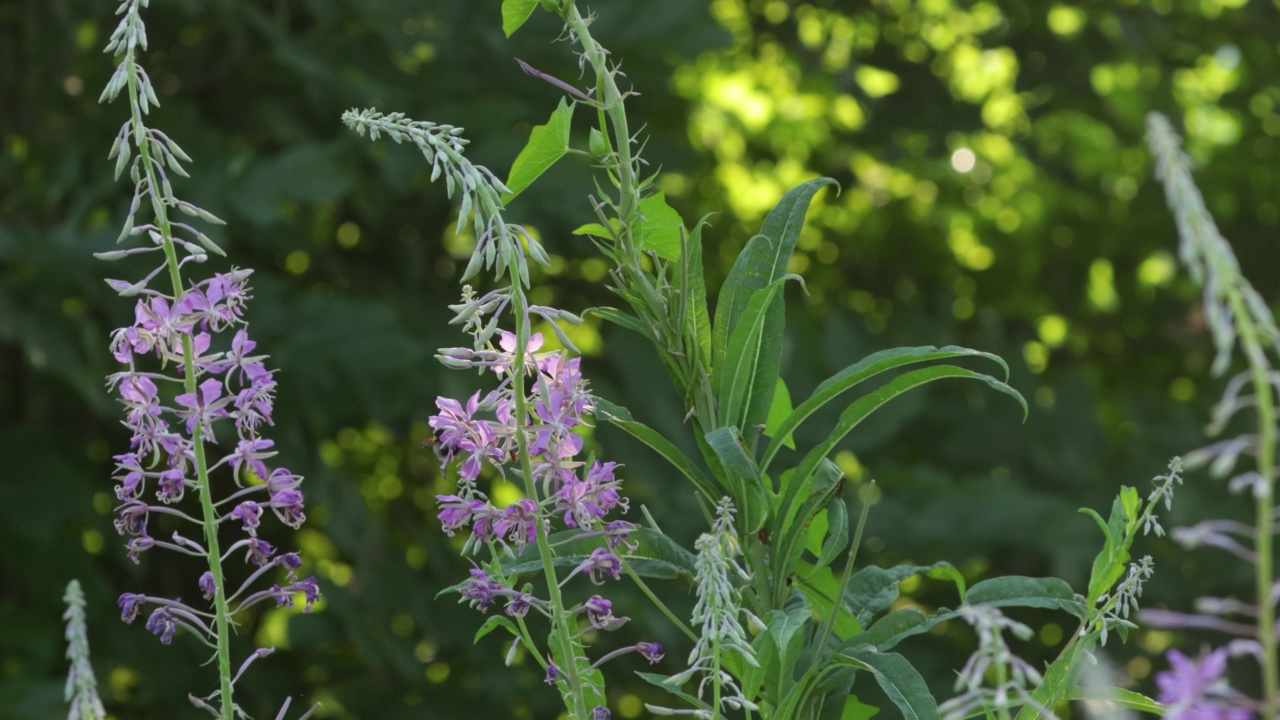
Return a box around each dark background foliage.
[2,0,1277,717]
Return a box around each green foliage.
[7,0,1280,717]
[503,98,574,202]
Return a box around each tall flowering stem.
[1148,111,1280,719]
[100,2,317,717]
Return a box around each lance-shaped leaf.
[713,177,837,368]
[786,364,1027,503]
[761,345,1013,471]
[681,215,714,371]
[715,277,792,432]
[836,646,941,720]
[594,397,721,500]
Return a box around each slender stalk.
[1223,284,1278,719]
[621,559,698,642]
[506,255,589,719]
[125,50,233,720]
[813,482,873,661]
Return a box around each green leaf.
[762,345,1015,471]
[836,646,941,720]
[550,634,607,710]
[794,560,864,640]
[841,695,881,720]
[501,527,696,579]
[584,306,651,338]
[503,98,574,202]
[501,0,540,36]
[1063,687,1165,716]
[713,177,837,368]
[768,603,813,687]
[634,672,716,711]
[682,215,714,371]
[765,376,797,450]
[474,615,519,643]
[965,576,1086,617]
[854,607,938,651]
[844,563,966,626]
[594,396,720,500]
[636,192,684,261]
[704,426,771,532]
[715,279,788,431]
[1083,495,1130,606]
[785,364,1027,504]
[815,499,849,570]
[572,221,617,239]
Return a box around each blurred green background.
[3,0,1278,717]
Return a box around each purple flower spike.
[126,535,155,564]
[199,571,216,601]
[230,501,263,535]
[292,577,321,613]
[436,495,481,536]
[174,377,229,437]
[576,548,622,584]
[118,593,146,624]
[505,592,533,618]
[145,608,178,645]
[591,707,611,720]
[460,568,504,613]
[245,538,276,566]
[493,499,541,549]
[1156,648,1250,720]
[544,660,560,685]
[585,596,613,628]
[636,642,664,664]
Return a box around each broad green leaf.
[768,604,813,688]
[786,364,1027,501]
[474,615,519,643]
[794,560,864,640]
[594,397,720,500]
[501,0,539,36]
[502,528,696,579]
[715,280,787,431]
[713,178,837,368]
[765,376,797,450]
[854,607,939,651]
[503,97,574,202]
[762,345,1014,471]
[704,426,771,532]
[845,563,966,626]
[682,215,714,370]
[966,576,1085,617]
[837,646,941,720]
[636,192,684,261]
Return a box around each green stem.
[506,256,590,720]
[620,559,698,642]
[125,51,234,720]
[1224,284,1278,720]
[813,483,873,661]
